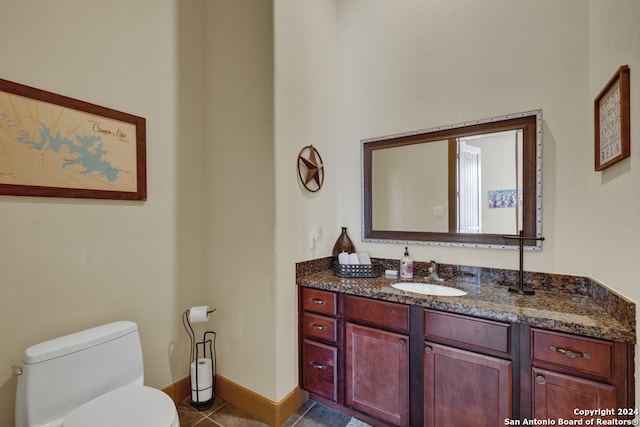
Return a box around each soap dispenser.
[400,247,413,280]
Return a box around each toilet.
[15,321,180,427]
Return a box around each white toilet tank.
[15,321,146,427]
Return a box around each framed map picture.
[0,78,146,200]
[594,65,630,171]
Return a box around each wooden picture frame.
[0,78,146,200]
[594,65,630,171]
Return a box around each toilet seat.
[63,385,179,427]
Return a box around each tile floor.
[177,397,371,427]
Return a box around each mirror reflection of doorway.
[457,141,482,233]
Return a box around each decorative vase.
[332,227,355,258]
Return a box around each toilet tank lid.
[24,321,138,364]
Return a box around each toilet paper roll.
[191,383,212,402]
[348,253,360,264]
[191,358,213,388]
[189,306,210,323]
[191,358,213,402]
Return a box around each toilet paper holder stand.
[183,307,217,411]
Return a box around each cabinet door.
[346,323,409,426]
[532,367,616,421]
[424,342,512,427]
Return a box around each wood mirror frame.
[361,110,542,249]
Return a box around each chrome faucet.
[426,260,444,282]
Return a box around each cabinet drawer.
[424,310,510,355]
[302,339,338,402]
[346,295,409,333]
[302,313,338,343]
[531,329,613,378]
[301,288,338,317]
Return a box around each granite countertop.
[297,266,636,343]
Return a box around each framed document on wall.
[594,65,630,171]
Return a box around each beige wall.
[273,0,340,400]
[1,1,639,426]
[0,1,209,425]
[588,0,640,404]
[372,142,449,232]
[480,132,523,234]
[203,0,277,400]
[335,0,592,271]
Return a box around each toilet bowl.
[63,385,179,427]
[15,321,180,427]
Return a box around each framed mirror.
[361,110,542,249]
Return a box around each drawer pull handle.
[548,345,591,359]
[399,339,406,346]
[311,298,326,305]
[536,375,546,385]
[425,345,432,353]
[311,323,328,330]
[310,361,327,370]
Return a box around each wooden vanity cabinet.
[345,296,410,426]
[529,328,632,422]
[423,310,513,427]
[300,288,341,403]
[298,286,635,426]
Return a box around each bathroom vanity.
[296,258,635,427]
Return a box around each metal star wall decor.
[297,145,324,192]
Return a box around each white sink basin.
[390,282,467,297]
